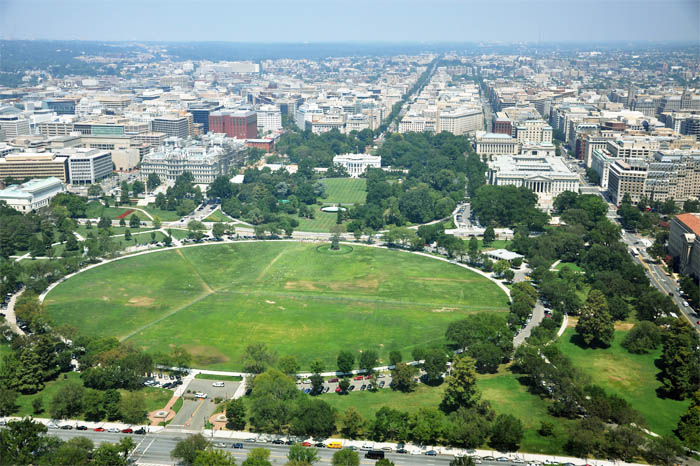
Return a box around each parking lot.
[296,372,396,394]
[168,378,240,430]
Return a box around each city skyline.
[1,0,698,43]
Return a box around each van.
[327,441,342,449]
[365,451,385,460]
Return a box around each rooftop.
[676,213,700,236]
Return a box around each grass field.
[557,328,689,436]
[194,373,243,382]
[292,209,343,232]
[85,201,135,220]
[45,242,509,370]
[204,209,235,223]
[166,228,190,240]
[321,178,367,205]
[554,262,582,272]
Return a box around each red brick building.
[245,138,275,152]
[209,110,257,139]
[493,117,513,136]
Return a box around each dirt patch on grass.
[328,279,379,292]
[432,307,457,313]
[126,296,155,307]
[567,316,578,327]
[184,345,231,366]
[265,300,276,304]
[417,277,475,284]
[615,322,634,331]
[101,296,110,301]
[285,281,320,291]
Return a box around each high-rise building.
[668,213,700,279]
[209,110,258,139]
[152,115,190,139]
[45,99,77,115]
[0,152,70,182]
[0,115,31,140]
[256,105,282,135]
[60,149,113,184]
[188,102,223,134]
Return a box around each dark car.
[365,450,385,460]
[233,443,244,449]
[60,425,73,430]
[397,449,408,454]
[284,440,294,445]
[425,450,438,456]
[135,428,146,435]
[315,442,325,448]
[76,425,88,430]
[272,439,284,445]
[348,385,355,391]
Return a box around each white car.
[195,392,208,399]
[212,382,225,387]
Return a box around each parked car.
[272,439,284,445]
[360,384,366,391]
[233,443,244,449]
[348,385,355,391]
[194,392,207,399]
[425,450,438,456]
[301,441,312,447]
[121,428,133,434]
[135,428,146,435]
[328,377,338,383]
[60,424,73,430]
[212,382,225,387]
[353,375,364,380]
[214,442,228,448]
[94,427,105,432]
[108,427,121,433]
[76,425,88,430]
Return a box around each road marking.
[184,399,205,427]
[639,258,697,330]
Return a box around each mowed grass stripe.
[46,242,509,370]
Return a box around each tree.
[129,213,140,229]
[441,356,480,413]
[338,378,350,394]
[660,320,700,399]
[642,435,683,466]
[337,350,355,374]
[153,216,162,229]
[147,173,161,191]
[248,369,299,433]
[82,389,105,421]
[288,444,320,464]
[49,382,84,419]
[310,373,324,396]
[98,216,112,230]
[330,224,345,250]
[120,183,130,205]
[391,362,418,392]
[376,460,395,466]
[359,350,378,375]
[132,180,145,196]
[621,321,662,354]
[118,436,136,458]
[28,236,45,259]
[87,184,103,197]
[389,350,402,366]
[482,226,495,246]
[225,398,246,430]
[340,407,366,439]
[171,434,211,466]
[212,222,226,239]
[120,391,147,424]
[676,390,700,450]
[31,396,42,415]
[243,448,272,466]
[52,437,94,466]
[450,457,475,466]
[242,343,277,374]
[124,228,131,241]
[331,448,359,466]
[195,449,237,466]
[278,355,300,376]
[119,217,126,227]
[291,398,336,438]
[489,414,523,452]
[0,418,53,465]
[575,289,614,348]
[93,443,128,466]
[411,408,444,445]
[423,348,448,384]
[446,404,493,448]
[0,387,18,416]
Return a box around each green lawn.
[85,201,136,220]
[557,328,690,436]
[321,178,367,205]
[46,242,509,370]
[138,386,173,413]
[479,240,510,250]
[194,373,243,382]
[204,209,235,223]
[139,205,182,222]
[554,262,583,273]
[292,208,349,233]
[166,228,190,240]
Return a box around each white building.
[256,104,282,135]
[399,114,432,133]
[0,115,31,140]
[61,148,113,184]
[487,155,579,210]
[0,177,65,212]
[332,153,381,178]
[515,119,553,145]
[475,132,519,156]
[521,142,556,157]
[346,114,371,133]
[591,148,615,189]
[437,108,483,135]
[140,144,232,184]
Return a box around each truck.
[365,451,385,460]
[327,441,342,449]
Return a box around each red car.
[335,387,341,393]
[328,378,338,383]
[301,441,312,447]
[94,427,105,432]
[121,428,133,434]
[353,375,364,380]
[364,375,372,380]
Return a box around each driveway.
[167,378,240,430]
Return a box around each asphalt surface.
[46,429,534,466]
[168,378,241,430]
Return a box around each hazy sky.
[0,0,698,43]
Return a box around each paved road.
[43,428,577,466]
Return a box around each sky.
[0,0,698,43]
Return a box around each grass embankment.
[194,374,243,382]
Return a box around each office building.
[515,119,553,145]
[0,177,65,212]
[332,153,381,177]
[487,155,579,210]
[209,110,258,139]
[0,152,70,182]
[437,108,483,136]
[80,134,142,172]
[475,132,519,156]
[668,213,700,279]
[188,102,223,134]
[140,140,238,184]
[607,159,648,205]
[152,115,190,139]
[45,99,77,115]
[256,105,282,135]
[0,115,31,140]
[62,149,113,184]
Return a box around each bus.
[630,247,638,256]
